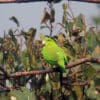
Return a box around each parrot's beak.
[42,41,45,44]
[42,40,45,45]
[42,40,46,47]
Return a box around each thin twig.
[68,70,82,77]
[62,79,91,86]
[49,3,53,37]
[71,80,90,86]
[67,57,100,69]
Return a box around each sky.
[0,1,99,37]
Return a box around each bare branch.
[71,80,90,86]
[0,57,99,80]
[68,70,82,77]
[63,80,91,86]
[67,57,100,69]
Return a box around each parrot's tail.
[58,66,66,73]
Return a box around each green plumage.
[41,37,68,73]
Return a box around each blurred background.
[0,1,99,37]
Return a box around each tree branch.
[0,57,99,79]
[63,80,91,86]
[67,57,100,69]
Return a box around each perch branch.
[0,57,99,79]
[67,57,100,68]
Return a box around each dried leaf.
[9,16,20,27]
[73,86,83,100]
[92,46,100,58]
[41,10,50,24]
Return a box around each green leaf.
[93,16,100,25]
[94,78,100,91]
[94,78,100,86]
[20,87,36,100]
[0,95,7,100]
[40,80,52,96]
[74,42,82,56]
[45,82,51,93]
[73,86,83,100]
[21,50,30,70]
[68,93,77,100]
[86,81,96,99]
[67,21,74,37]
[92,46,100,58]
[0,37,3,43]
[8,29,17,46]
[75,13,85,31]
[82,63,96,79]
[86,29,98,52]
[86,81,100,100]
[8,29,14,36]
[96,94,100,100]
[8,90,26,100]
[8,87,36,100]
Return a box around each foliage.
[92,4,100,30]
[0,3,100,100]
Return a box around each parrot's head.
[42,37,57,46]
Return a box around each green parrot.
[41,37,68,73]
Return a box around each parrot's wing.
[56,49,67,73]
[42,42,67,73]
[42,45,60,64]
[57,59,66,73]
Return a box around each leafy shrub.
[0,3,100,100]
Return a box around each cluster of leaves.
[92,4,100,31]
[0,3,100,100]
